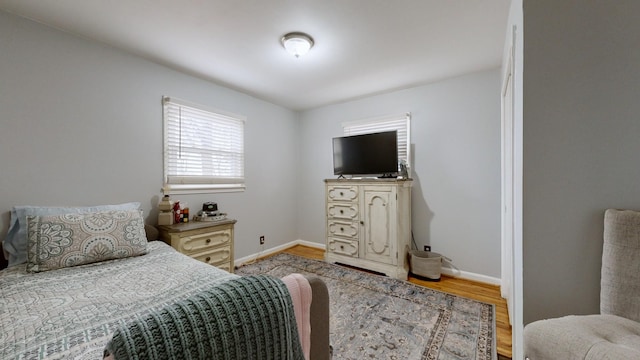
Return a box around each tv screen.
[333,131,398,177]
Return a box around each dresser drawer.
[192,247,232,266]
[327,237,358,257]
[327,185,358,202]
[327,202,359,220]
[176,229,231,255]
[327,220,359,239]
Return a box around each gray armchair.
[524,209,640,359]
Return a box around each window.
[342,113,411,173]
[163,96,245,194]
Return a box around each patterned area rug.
[236,253,496,360]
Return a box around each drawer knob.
[205,257,211,262]
[340,245,344,250]
[340,192,344,196]
[360,221,364,225]
[206,239,211,243]
[339,210,344,214]
[340,227,344,232]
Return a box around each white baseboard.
[440,266,501,286]
[234,239,323,268]
[292,239,326,250]
[235,240,501,286]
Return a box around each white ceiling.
[0,0,510,111]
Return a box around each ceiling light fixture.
[281,32,314,58]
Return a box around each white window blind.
[342,113,411,171]
[163,96,245,194]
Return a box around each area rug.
[236,253,496,360]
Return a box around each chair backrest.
[601,209,640,322]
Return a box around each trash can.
[409,250,442,281]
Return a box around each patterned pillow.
[4,202,141,267]
[26,210,148,272]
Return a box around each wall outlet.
[259,235,265,245]
[423,245,431,252]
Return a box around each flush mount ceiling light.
[281,32,314,58]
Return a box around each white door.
[501,40,515,325]
[363,186,396,264]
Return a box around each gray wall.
[298,70,502,278]
[0,11,300,260]
[0,10,502,281]
[523,0,640,323]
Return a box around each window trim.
[162,96,246,195]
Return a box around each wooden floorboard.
[273,244,512,359]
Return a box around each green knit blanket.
[105,275,305,360]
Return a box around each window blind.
[342,113,411,170]
[163,96,245,194]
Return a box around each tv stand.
[324,178,413,280]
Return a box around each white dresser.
[325,178,412,280]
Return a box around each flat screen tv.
[333,130,398,177]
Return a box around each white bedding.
[0,241,237,360]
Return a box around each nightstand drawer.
[176,229,231,255]
[159,219,236,273]
[192,247,232,266]
[214,262,232,273]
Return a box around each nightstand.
[158,219,236,272]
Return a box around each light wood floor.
[275,245,512,359]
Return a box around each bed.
[0,204,330,360]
